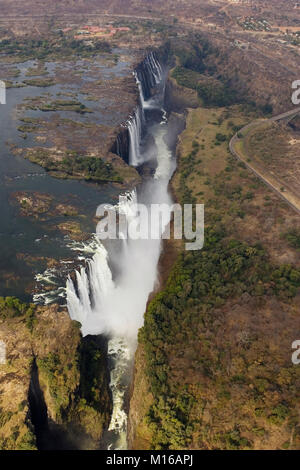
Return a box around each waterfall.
[66,242,115,335]
[114,51,163,165]
[66,188,154,339]
[135,51,163,103]
[127,107,144,167]
[134,71,146,109]
[65,50,171,450]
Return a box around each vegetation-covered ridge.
[0,298,111,450]
[0,37,111,61]
[139,230,300,449]
[24,148,123,183]
[168,35,274,115]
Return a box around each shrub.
[0,297,36,322]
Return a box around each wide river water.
[0,54,129,299]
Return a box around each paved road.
[229,108,300,215]
[270,106,300,122]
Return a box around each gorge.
[65,50,181,449]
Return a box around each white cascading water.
[66,52,173,449]
[127,106,144,167]
[134,52,162,109]
[134,71,146,109]
[137,52,163,110]
[146,51,163,87]
[127,51,163,166]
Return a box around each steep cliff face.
[128,345,154,450]
[165,76,200,113]
[0,298,36,450]
[0,299,111,450]
[111,126,131,165]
